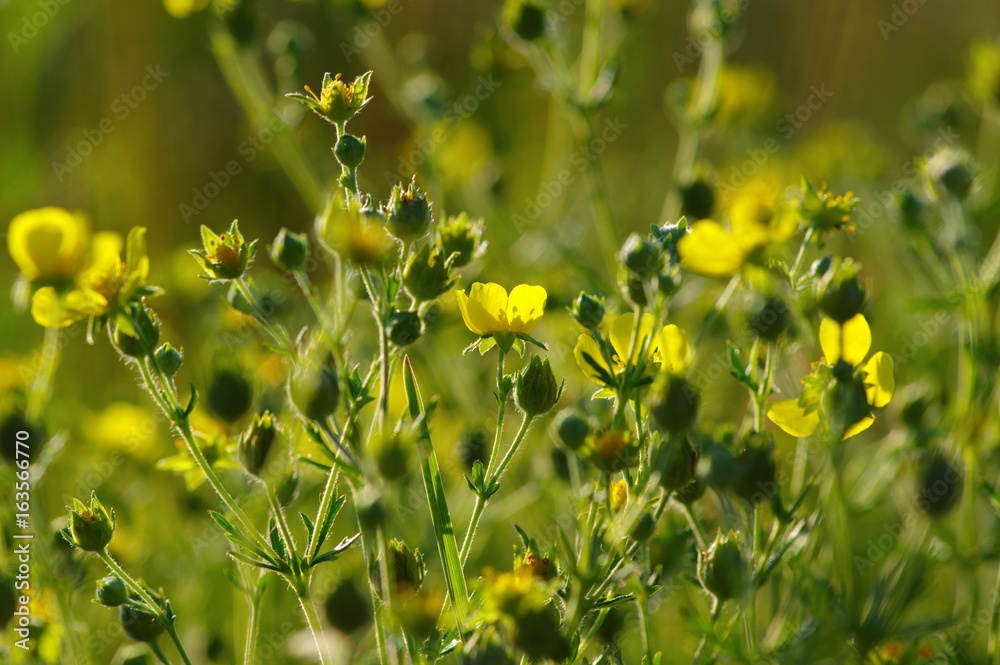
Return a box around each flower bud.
[66,493,116,552]
[206,367,255,424]
[554,409,590,450]
[916,452,963,517]
[334,133,366,169]
[436,213,486,268]
[679,176,716,220]
[514,355,562,416]
[387,310,424,347]
[386,180,432,240]
[816,258,865,323]
[659,438,698,491]
[113,306,160,358]
[238,411,278,477]
[288,71,372,126]
[154,343,183,378]
[925,147,974,200]
[324,580,372,634]
[371,539,425,597]
[514,609,571,662]
[825,373,870,432]
[375,431,411,482]
[810,255,832,278]
[504,0,547,41]
[658,265,682,298]
[569,292,605,330]
[697,530,745,603]
[622,274,649,307]
[620,233,661,277]
[675,476,707,505]
[289,357,340,422]
[268,228,309,272]
[650,375,699,433]
[747,296,789,342]
[403,244,454,302]
[462,629,512,665]
[120,603,164,643]
[355,488,386,529]
[897,189,925,230]
[733,435,776,505]
[96,576,128,607]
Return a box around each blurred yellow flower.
[574,313,688,387]
[455,282,547,336]
[8,207,89,282]
[678,177,799,278]
[767,314,894,439]
[609,479,628,508]
[163,0,208,19]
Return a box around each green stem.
[788,227,816,282]
[27,326,62,422]
[693,275,740,355]
[297,591,332,665]
[235,277,294,355]
[359,268,391,432]
[358,523,391,665]
[267,488,297,554]
[150,641,173,665]
[243,574,263,665]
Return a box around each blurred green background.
[2,0,1000,663]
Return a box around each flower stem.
[235,277,294,356]
[297,590,332,665]
[27,326,63,422]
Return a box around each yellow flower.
[574,313,689,388]
[454,282,547,355]
[678,177,799,278]
[767,314,894,439]
[8,207,89,282]
[609,479,628,508]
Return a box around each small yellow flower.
[190,221,258,280]
[609,479,628,508]
[574,313,689,388]
[287,72,373,126]
[7,207,89,282]
[454,282,547,354]
[767,314,894,439]
[678,176,799,278]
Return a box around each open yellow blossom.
[678,177,799,278]
[8,207,90,282]
[767,314,894,439]
[455,282,547,335]
[574,312,689,388]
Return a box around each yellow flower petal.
[574,334,612,385]
[843,415,875,439]
[767,398,820,437]
[660,324,690,374]
[677,221,749,278]
[455,290,483,335]
[506,284,547,334]
[8,207,88,281]
[818,314,871,366]
[456,282,508,335]
[609,313,651,366]
[862,351,894,408]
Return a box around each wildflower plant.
[6,1,1000,665]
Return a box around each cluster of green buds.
[64,492,116,552]
[190,220,258,281]
[619,223,688,305]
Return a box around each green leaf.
[268,518,287,561]
[299,512,315,541]
[313,495,346,556]
[183,383,198,417]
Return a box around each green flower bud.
[66,492,116,552]
[514,355,563,416]
[622,274,649,307]
[96,576,128,607]
[697,530,745,603]
[675,476,707,505]
[747,297,789,342]
[504,0,547,41]
[650,375,699,433]
[436,213,486,267]
[658,265,682,298]
[660,438,698,491]
[289,357,340,422]
[225,282,254,314]
[221,0,257,46]
[825,373,870,432]
[514,609,570,662]
[334,133,366,169]
[703,441,738,491]
[1,411,45,464]
[388,310,424,347]
[355,488,386,529]
[816,258,865,324]
[113,306,161,358]
[268,228,309,272]
[375,431,412,482]
[620,233,661,276]
[238,411,278,477]
[810,255,832,278]
[206,367,255,424]
[403,244,454,302]
[324,580,372,634]
[554,409,590,450]
[386,180,432,240]
[925,147,974,200]
[458,429,490,471]
[154,344,183,378]
[679,177,715,220]
[119,602,164,643]
[917,452,963,517]
[569,292,605,330]
[371,539,426,597]
[897,189,925,230]
[733,435,776,505]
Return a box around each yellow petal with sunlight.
[862,351,894,408]
[819,314,871,366]
[767,398,820,437]
[31,288,75,328]
[574,334,613,385]
[456,282,507,335]
[843,416,875,439]
[677,221,748,278]
[506,284,547,333]
[8,207,88,281]
[609,313,655,366]
[660,324,690,374]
